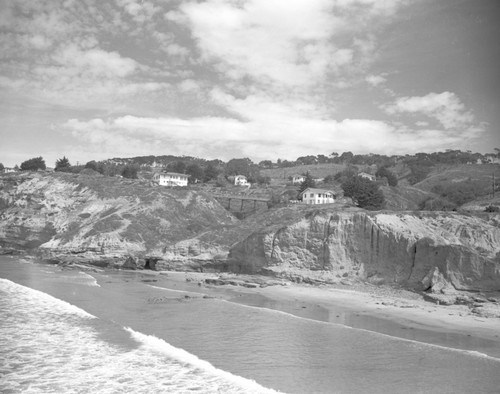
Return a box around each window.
[310,193,314,198]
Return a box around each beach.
[2,255,500,393]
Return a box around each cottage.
[292,174,306,184]
[153,172,189,187]
[234,175,250,186]
[300,188,336,204]
[358,172,376,181]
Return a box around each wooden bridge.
[212,194,271,211]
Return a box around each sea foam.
[0,278,282,393]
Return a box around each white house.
[358,172,376,181]
[234,175,250,186]
[292,174,306,184]
[300,188,336,205]
[153,172,189,187]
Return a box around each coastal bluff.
[1,172,499,295]
[228,210,500,292]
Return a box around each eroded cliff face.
[0,172,237,265]
[228,210,500,291]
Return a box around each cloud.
[365,74,386,86]
[63,108,476,163]
[382,91,475,129]
[176,0,406,89]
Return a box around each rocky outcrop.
[0,172,237,266]
[228,210,500,291]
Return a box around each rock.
[122,256,139,270]
[228,210,500,292]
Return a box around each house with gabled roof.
[358,172,376,181]
[292,174,306,184]
[299,188,336,205]
[233,175,250,186]
[153,172,189,187]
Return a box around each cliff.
[2,172,500,295]
[0,172,239,267]
[228,209,500,292]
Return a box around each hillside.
[414,164,499,194]
[1,171,500,297]
[0,171,239,267]
[260,163,346,185]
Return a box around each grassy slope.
[413,164,499,193]
[260,163,346,185]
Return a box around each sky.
[1,0,499,168]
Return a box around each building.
[300,188,336,204]
[153,172,189,187]
[234,175,250,186]
[292,174,306,184]
[358,172,376,181]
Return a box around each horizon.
[1,0,500,168]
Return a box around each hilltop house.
[292,174,306,184]
[233,175,250,186]
[358,172,376,181]
[153,172,189,187]
[300,188,336,205]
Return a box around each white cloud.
[176,0,401,89]
[63,108,477,163]
[53,44,139,78]
[382,92,475,129]
[366,74,386,86]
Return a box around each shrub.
[20,156,46,171]
[485,205,500,212]
[342,176,385,210]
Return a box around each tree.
[376,167,398,186]
[342,176,385,210]
[55,156,71,171]
[85,160,100,172]
[226,158,255,177]
[169,161,186,174]
[0,163,4,172]
[121,164,139,179]
[258,160,273,169]
[339,151,354,164]
[298,172,316,195]
[186,163,204,183]
[203,163,219,182]
[20,156,46,171]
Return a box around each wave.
[0,278,282,393]
[126,327,283,393]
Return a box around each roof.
[160,172,189,177]
[300,188,336,196]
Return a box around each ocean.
[1,256,500,394]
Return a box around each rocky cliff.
[2,172,500,294]
[228,209,500,292]
[0,172,239,267]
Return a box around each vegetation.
[0,163,4,172]
[484,205,499,213]
[121,164,139,179]
[431,180,484,206]
[20,156,46,171]
[376,167,398,186]
[298,172,316,195]
[341,176,385,210]
[55,156,71,172]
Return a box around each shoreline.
[137,270,500,357]
[3,255,500,358]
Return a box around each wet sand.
[130,269,500,358]
[2,256,500,359]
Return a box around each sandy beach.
[132,269,500,357]
[3,256,500,393]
